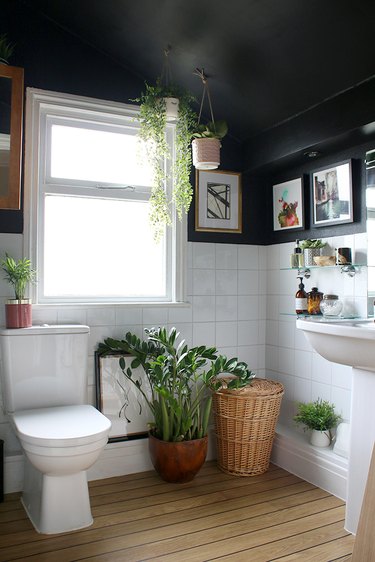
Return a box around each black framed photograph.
[195,169,242,233]
[272,177,304,231]
[311,160,353,227]
[95,352,151,442]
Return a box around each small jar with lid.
[307,287,323,315]
[320,294,343,317]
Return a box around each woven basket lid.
[216,378,284,397]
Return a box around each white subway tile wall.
[0,234,367,454]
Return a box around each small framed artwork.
[95,352,151,442]
[273,177,304,231]
[311,160,353,227]
[195,170,242,233]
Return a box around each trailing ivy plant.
[98,327,255,442]
[133,81,197,240]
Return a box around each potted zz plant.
[98,327,255,483]
[191,120,228,170]
[293,398,342,447]
[134,81,197,240]
[1,254,37,328]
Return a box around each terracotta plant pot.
[5,299,32,329]
[148,432,208,483]
[192,138,220,170]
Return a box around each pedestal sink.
[297,317,375,534]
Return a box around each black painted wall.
[1,0,374,247]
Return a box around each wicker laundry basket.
[212,378,284,476]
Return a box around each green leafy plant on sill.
[1,253,37,300]
[293,398,342,432]
[98,327,255,442]
[133,81,197,240]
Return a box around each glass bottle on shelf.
[307,287,323,315]
[290,240,304,268]
[295,277,308,314]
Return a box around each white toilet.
[0,324,111,534]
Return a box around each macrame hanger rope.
[194,68,215,129]
[160,45,173,88]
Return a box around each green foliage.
[133,81,197,239]
[0,34,15,63]
[1,254,37,300]
[98,327,255,442]
[300,239,326,250]
[293,398,342,432]
[192,120,228,140]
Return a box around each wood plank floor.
[0,462,355,561]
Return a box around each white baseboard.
[4,429,218,493]
[271,425,348,501]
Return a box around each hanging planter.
[192,120,228,170]
[132,48,197,240]
[164,97,179,122]
[192,69,228,171]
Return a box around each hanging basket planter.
[192,69,228,171]
[192,137,221,170]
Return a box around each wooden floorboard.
[0,461,355,562]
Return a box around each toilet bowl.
[12,404,111,534]
[0,325,111,534]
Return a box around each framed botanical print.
[95,352,150,442]
[195,170,242,233]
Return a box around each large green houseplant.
[1,253,37,328]
[134,81,197,240]
[98,327,255,481]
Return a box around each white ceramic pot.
[164,97,179,122]
[310,429,331,447]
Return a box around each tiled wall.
[266,232,368,431]
[0,231,368,458]
[0,235,266,454]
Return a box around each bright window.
[24,90,185,304]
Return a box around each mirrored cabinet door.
[0,63,23,210]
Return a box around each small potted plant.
[293,398,342,447]
[133,81,197,240]
[98,327,254,483]
[0,34,15,65]
[191,120,228,170]
[1,254,37,328]
[300,239,327,267]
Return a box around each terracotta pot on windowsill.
[5,299,32,329]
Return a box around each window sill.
[31,301,192,309]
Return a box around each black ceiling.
[16,0,375,143]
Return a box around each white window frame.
[24,88,186,305]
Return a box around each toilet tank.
[0,325,90,413]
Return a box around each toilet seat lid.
[13,405,111,446]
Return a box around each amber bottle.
[295,277,307,314]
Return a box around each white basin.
[297,317,375,534]
[296,318,375,371]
